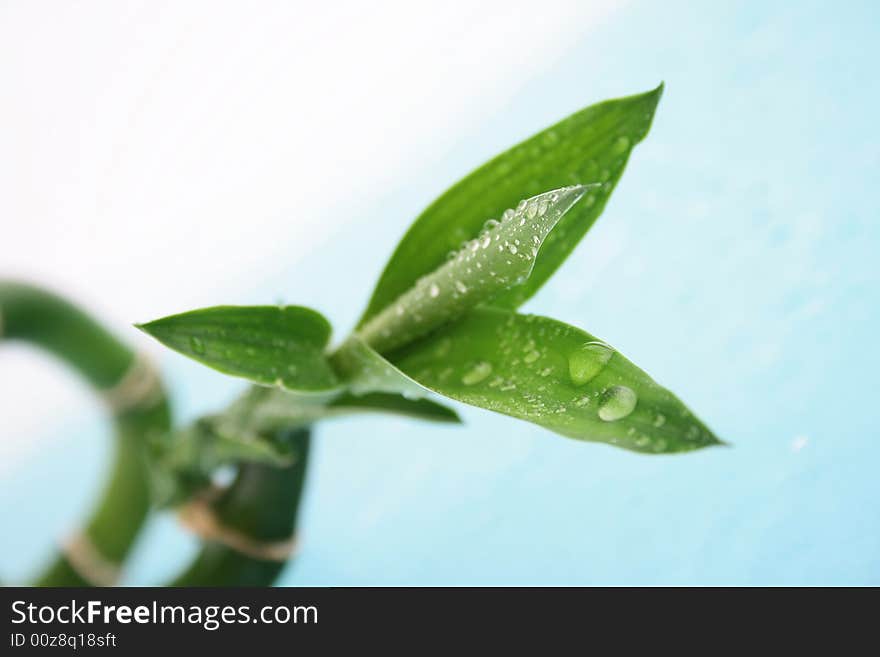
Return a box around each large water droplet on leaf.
[568,341,614,385]
[597,385,637,421]
[462,361,492,385]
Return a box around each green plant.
[1,84,722,587]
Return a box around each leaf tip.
[133,321,155,336]
[445,409,464,425]
[700,429,730,450]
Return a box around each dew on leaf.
[597,385,637,421]
[568,341,614,385]
[612,136,630,155]
[462,361,492,385]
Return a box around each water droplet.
[524,350,540,364]
[612,136,630,155]
[516,200,527,212]
[483,218,500,231]
[597,386,637,421]
[568,342,614,385]
[190,336,205,355]
[454,280,468,294]
[526,203,538,219]
[462,361,492,385]
[507,244,518,255]
[537,199,548,216]
[429,284,440,298]
[653,413,666,427]
[501,209,515,222]
[481,235,491,249]
[574,395,591,407]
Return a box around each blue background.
[3,0,878,585]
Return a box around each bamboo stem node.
[103,353,164,414]
[178,494,298,563]
[61,530,122,587]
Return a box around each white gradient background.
[1,0,878,584]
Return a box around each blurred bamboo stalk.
[170,428,310,586]
[0,282,171,585]
[1,281,309,587]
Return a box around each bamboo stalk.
[169,428,310,586]
[0,282,171,586]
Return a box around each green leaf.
[216,386,461,434]
[137,305,339,394]
[330,336,428,397]
[386,306,722,454]
[328,392,460,423]
[358,84,663,326]
[357,185,591,354]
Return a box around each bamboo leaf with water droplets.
[386,306,722,454]
[358,84,663,326]
[357,185,590,354]
[137,305,339,394]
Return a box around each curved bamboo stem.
[0,281,171,586]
